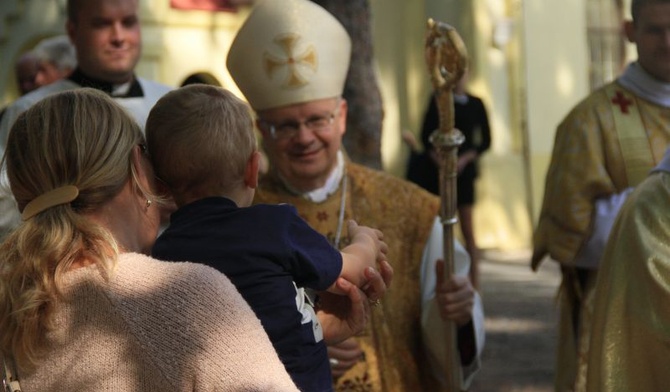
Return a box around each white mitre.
[226,0,352,110]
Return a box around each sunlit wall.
[370,0,592,250]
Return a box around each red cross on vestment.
[611,91,633,114]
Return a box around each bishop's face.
[257,97,347,193]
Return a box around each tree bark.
[312,0,383,169]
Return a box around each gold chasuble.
[531,81,670,391]
[254,162,442,391]
[532,81,670,269]
[586,171,670,392]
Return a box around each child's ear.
[244,151,261,189]
[131,145,152,195]
[153,177,172,198]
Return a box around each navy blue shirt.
[152,197,342,392]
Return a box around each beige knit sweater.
[19,253,298,391]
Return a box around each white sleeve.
[420,217,485,389]
[573,188,633,269]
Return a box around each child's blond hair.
[146,84,256,199]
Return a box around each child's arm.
[328,220,388,293]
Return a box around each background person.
[32,34,77,88]
[531,0,670,389]
[0,35,76,125]
[226,0,485,390]
[405,70,491,289]
[0,88,299,391]
[0,52,40,123]
[14,51,40,96]
[0,0,172,242]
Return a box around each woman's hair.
[146,84,256,198]
[0,88,144,370]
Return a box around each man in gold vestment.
[226,0,484,390]
[585,151,670,391]
[532,0,670,390]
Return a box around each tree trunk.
[312,0,383,169]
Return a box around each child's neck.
[177,187,253,208]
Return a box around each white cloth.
[0,78,172,240]
[652,146,670,174]
[573,188,633,269]
[420,217,485,389]
[618,62,670,108]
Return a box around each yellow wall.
[371,0,538,249]
[524,0,589,225]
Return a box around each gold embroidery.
[263,34,317,88]
[256,163,442,390]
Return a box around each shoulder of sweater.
[104,254,286,391]
[115,253,241,301]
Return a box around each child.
[146,84,387,392]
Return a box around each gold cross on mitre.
[263,34,318,88]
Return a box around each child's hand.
[361,259,393,303]
[347,220,388,268]
[319,261,394,344]
[336,220,389,292]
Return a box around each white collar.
[111,81,132,97]
[280,150,345,203]
[617,62,670,108]
[653,147,670,174]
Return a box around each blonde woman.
[0,88,299,391]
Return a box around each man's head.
[145,85,258,206]
[32,35,77,88]
[226,0,352,192]
[626,0,670,82]
[15,52,39,95]
[66,0,141,84]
